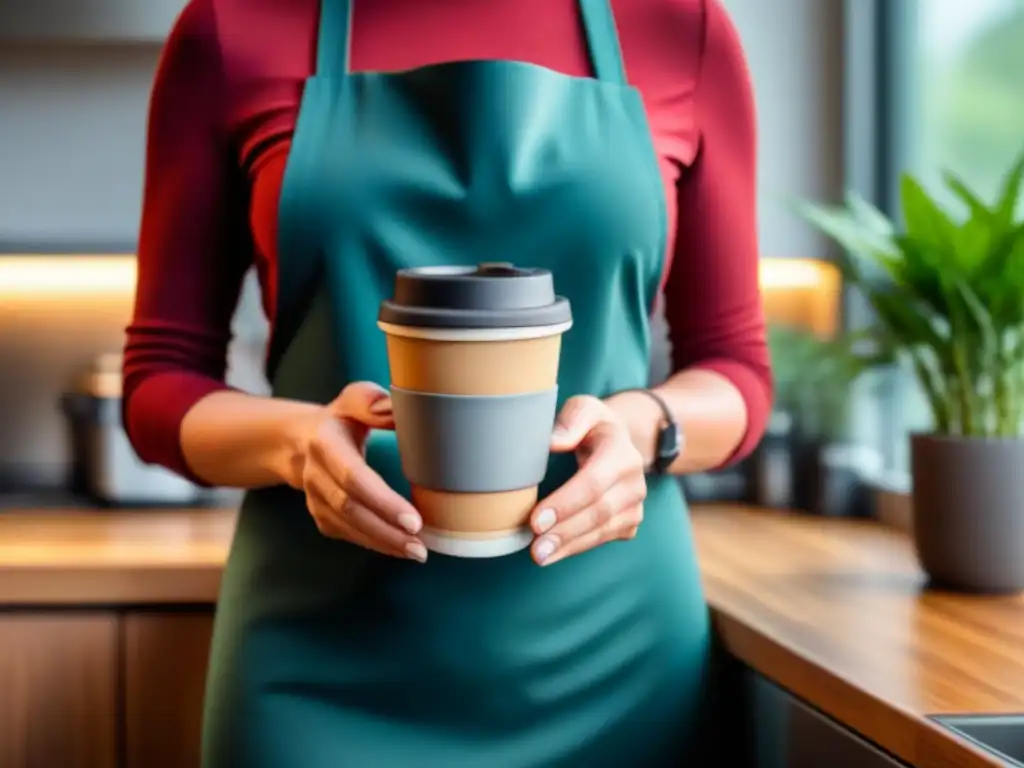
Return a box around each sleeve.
[121,0,253,483]
[662,0,772,466]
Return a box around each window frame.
[843,0,917,485]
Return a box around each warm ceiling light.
[0,255,137,298]
[759,257,838,289]
[0,254,836,299]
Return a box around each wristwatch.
[618,388,683,474]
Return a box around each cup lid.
[378,263,572,329]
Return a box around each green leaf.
[891,235,949,312]
[995,149,1024,227]
[943,170,992,221]
[766,323,888,440]
[796,203,886,260]
[973,223,1024,326]
[900,174,958,248]
[870,288,946,351]
[845,192,896,238]
[952,215,995,275]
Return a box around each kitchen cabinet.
[0,614,118,768]
[751,674,908,768]
[124,611,215,768]
[0,0,186,43]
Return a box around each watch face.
[655,423,682,470]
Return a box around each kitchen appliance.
[61,353,201,505]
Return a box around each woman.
[124,0,770,764]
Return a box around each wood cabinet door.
[753,675,908,768]
[123,611,215,768]
[0,614,118,768]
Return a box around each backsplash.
[0,256,834,488]
[0,260,270,487]
[0,260,668,487]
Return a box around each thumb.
[550,396,602,453]
[329,381,395,432]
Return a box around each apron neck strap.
[315,0,628,85]
[316,0,353,77]
[579,0,628,85]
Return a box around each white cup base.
[419,526,533,559]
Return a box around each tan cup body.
[386,335,561,396]
[384,331,562,541]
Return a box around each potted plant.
[801,152,1024,591]
[745,325,805,509]
[757,324,884,516]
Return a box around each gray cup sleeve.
[389,386,558,493]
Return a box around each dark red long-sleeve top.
[124,0,771,479]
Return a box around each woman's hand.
[529,396,647,566]
[295,382,428,562]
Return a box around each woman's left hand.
[529,395,647,566]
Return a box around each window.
[876,0,1024,479]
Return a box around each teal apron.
[201,1,712,765]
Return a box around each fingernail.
[534,536,558,564]
[369,398,393,415]
[405,541,428,563]
[534,508,557,533]
[398,511,422,534]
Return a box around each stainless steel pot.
[61,353,200,505]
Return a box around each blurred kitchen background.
[1,0,1022,518]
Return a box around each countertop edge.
[0,563,224,606]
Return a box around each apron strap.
[316,0,354,77]
[579,0,629,85]
[315,0,628,85]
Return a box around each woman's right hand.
[294,381,428,562]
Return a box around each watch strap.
[617,388,682,474]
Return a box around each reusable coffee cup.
[378,263,573,558]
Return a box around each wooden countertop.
[0,507,234,605]
[1,503,1020,766]
[696,507,1021,767]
